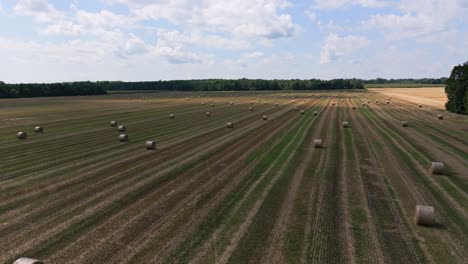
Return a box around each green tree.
[445,61,468,115]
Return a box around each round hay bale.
[250,101,253,104]
[226,122,234,128]
[313,139,322,148]
[17,132,27,140]
[110,121,118,127]
[211,103,215,107]
[429,162,445,175]
[170,113,175,119]
[386,101,390,104]
[352,106,356,109]
[437,114,443,120]
[263,102,267,105]
[367,101,370,104]
[117,125,126,132]
[13,258,43,264]
[146,140,156,150]
[340,99,344,102]
[206,111,211,116]
[415,205,435,226]
[119,134,128,142]
[201,102,205,105]
[230,102,234,105]
[313,111,318,116]
[401,121,408,127]
[34,126,43,133]
[419,104,423,108]
[263,115,268,120]
[342,121,349,128]
[361,103,366,107]
[332,102,336,106]
[249,107,253,111]
[300,110,305,114]
[293,106,298,111]
[275,103,279,106]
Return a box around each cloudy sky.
[0,0,467,83]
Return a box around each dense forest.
[445,62,468,115]
[0,81,107,98]
[362,78,447,84]
[0,79,364,98]
[105,79,365,91]
[0,77,449,99]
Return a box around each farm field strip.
[48,107,301,263]
[352,102,463,263]
[0,96,308,260]
[0,91,466,264]
[369,100,468,193]
[352,98,468,262]
[380,98,468,147]
[360,101,468,218]
[0,102,293,225]
[350,100,423,264]
[0,102,280,180]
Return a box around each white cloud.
[109,0,300,39]
[14,0,64,22]
[320,34,369,64]
[154,45,214,64]
[0,38,115,65]
[313,0,390,9]
[305,9,317,21]
[123,34,150,55]
[242,51,265,59]
[155,29,250,51]
[362,0,468,39]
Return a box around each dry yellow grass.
[370,88,447,110]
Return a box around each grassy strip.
[343,127,375,263]
[363,107,468,210]
[155,111,310,263]
[361,106,468,244]
[5,120,270,262]
[282,104,325,263]
[226,111,314,263]
[142,117,295,263]
[305,103,346,263]
[357,104,461,263]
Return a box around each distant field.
[0,91,466,263]
[370,87,447,110]
[365,83,445,88]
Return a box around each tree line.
[0,79,365,98]
[362,78,447,84]
[105,79,365,91]
[1,75,464,116]
[445,62,468,115]
[0,81,107,98]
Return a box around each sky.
[0,0,467,83]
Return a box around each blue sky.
[0,0,467,83]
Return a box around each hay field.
[1,91,467,264]
[370,87,447,110]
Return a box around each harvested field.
[0,91,467,264]
[370,88,447,110]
